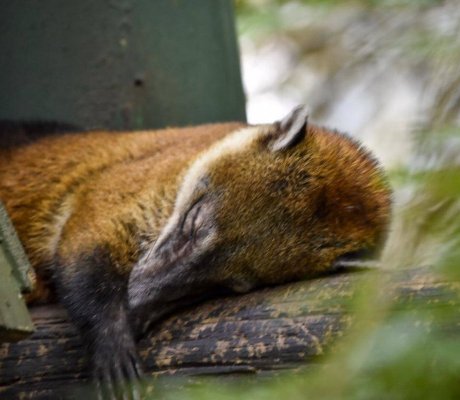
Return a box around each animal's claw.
[92,345,144,400]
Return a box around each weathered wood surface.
[0,268,458,399]
[0,202,34,341]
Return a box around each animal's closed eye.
[180,195,205,236]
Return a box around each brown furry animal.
[0,106,391,398]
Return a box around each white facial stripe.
[47,195,75,257]
[149,126,266,253]
[176,126,265,211]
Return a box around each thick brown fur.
[0,123,242,303]
[0,110,391,397]
[214,124,389,284]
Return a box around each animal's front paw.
[91,337,144,400]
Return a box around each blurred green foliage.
[235,0,444,35]
[235,0,443,11]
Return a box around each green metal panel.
[0,203,34,342]
[0,0,246,130]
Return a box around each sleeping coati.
[0,106,391,398]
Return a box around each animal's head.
[128,106,391,334]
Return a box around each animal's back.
[0,122,245,302]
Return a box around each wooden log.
[0,268,458,399]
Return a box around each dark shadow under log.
[1,268,458,399]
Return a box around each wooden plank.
[0,202,32,292]
[0,268,458,398]
[0,203,34,342]
[0,252,34,342]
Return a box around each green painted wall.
[0,0,246,129]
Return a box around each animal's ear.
[269,105,309,152]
